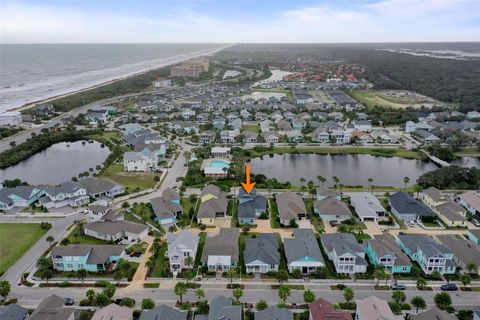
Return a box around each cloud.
[1,0,479,43]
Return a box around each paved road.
[0,212,83,285]
[11,284,480,309]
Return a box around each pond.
[0,141,110,185]
[249,153,440,187]
[254,69,293,86]
[450,156,480,168]
[223,69,241,79]
[241,91,286,101]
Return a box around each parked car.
[472,219,480,227]
[390,284,406,290]
[64,298,75,306]
[329,221,337,227]
[440,283,458,291]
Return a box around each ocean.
[0,43,226,112]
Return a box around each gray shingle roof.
[275,192,306,221]
[314,198,352,217]
[389,192,434,217]
[51,245,125,264]
[79,178,123,196]
[84,220,148,236]
[0,304,28,320]
[321,233,364,258]
[284,229,324,265]
[151,196,183,220]
[398,234,453,259]
[244,233,280,266]
[256,307,293,320]
[140,305,187,320]
[201,228,239,264]
[367,235,411,267]
[238,190,267,219]
[30,295,75,320]
[437,234,480,267]
[198,185,228,219]
[208,296,241,320]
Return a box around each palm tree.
[76,269,87,284]
[317,175,326,186]
[416,277,427,289]
[300,177,306,188]
[185,256,194,270]
[332,176,340,189]
[413,184,423,199]
[367,178,374,191]
[46,236,54,247]
[195,289,205,301]
[461,274,471,288]
[411,296,426,313]
[174,282,187,304]
[466,263,477,275]
[278,285,291,304]
[403,176,410,191]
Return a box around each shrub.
[57,281,72,288]
[79,299,91,306]
[95,280,111,288]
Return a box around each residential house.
[140,305,187,320]
[311,129,330,143]
[411,307,457,320]
[181,109,195,120]
[167,231,199,273]
[422,187,449,208]
[314,198,352,222]
[244,131,258,143]
[458,190,480,216]
[283,111,295,120]
[467,111,480,120]
[434,201,467,227]
[238,188,267,225]
[292,118,306,131]
[221,130,239,143]
[437,234,480,275]
[397,234,456,274]
[211,146,231,158]
[256,307,293,320]
[51,244,125,272]
[349,192,386,222]
[388,192,435,222]
[92,304,133,320]
[415,129,441,145]
[118,123,146,135]
[275,192,307,225]
[321,233,368,274]
[85,204,113,222]
[405,121,432,133]
[277,120,293,133]
[150,188,183,226]
[201,228,240,271]
[285,131,303,143]
[123,150,159,172]
[0,304,29,320]
[331,130,351,144]
[468,229,480,245]
[29,295,75,320]
[316,186,341,201]
[0,186,46,210]
[365,235,412,274]
[309,298,352,320]
[270,111,283,122]
[213,117,226,130]
[199,131,216,144]
[0,111,22,126]
[244,233,280,274]
[197,185,228,226]
[83,220,148,243]
[284,229,324,274]
[204,296,241,320]
[39,181,89,209]
[260,119,273,133]
[352,120,372,132]
[328,112,344,121]
[351,131,373,144]
[230,118,243,130]
[262,132,280,144]
[79,178,124,199]
[371,130,396,143]
[355,296,396,320]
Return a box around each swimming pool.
[210,160,229,168]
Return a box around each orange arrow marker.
[241,163,256,193]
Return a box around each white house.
[166,231,199,273]
[0,111,22,126]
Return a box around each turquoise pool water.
[210,160,229,168]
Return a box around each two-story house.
[166,231,199,273]
[320,233,367,274]
[365,235,412,274]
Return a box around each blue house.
[365,235,412,274]
[0,186,46,210]
[229,118,243,131]
[150,188,183,226]
[238,188,267,225]
[51,245,125,272]
[213,117,226,130]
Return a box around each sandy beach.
[6,44,231,113]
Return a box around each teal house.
[51,245,125,272]
[468,230,480,245]
[365,235,412,274]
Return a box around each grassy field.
[101,163,158,193]
[349,90,440,109]
[0,224,48,275]
[242,124,260,134]
[455,148,480,157]
[249,146,421,160]
[66,225,110,245]
[88,131,121,144]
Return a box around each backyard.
[0,223,48,275]
[101,163,158,193]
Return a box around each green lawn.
[242,124,260,134]
[150,243,169,278]
[269,198,281,228]
[194,232,207,267]
[65,225,111,245]
[101,163,158,194]
[304,199,324,232]
[0,224,48,275]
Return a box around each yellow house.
[435,201,467,227]
[423,187,448,209]
[197,184,228,226]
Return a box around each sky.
[1,0,480,43]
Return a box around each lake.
[450,156,480,168]
[0,141,110,185]
[249,153,440,187]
